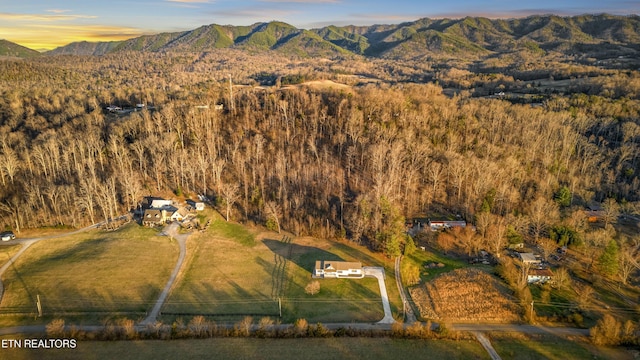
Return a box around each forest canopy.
[0,49,639,257]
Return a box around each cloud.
[0,24,145,50]
[46,9,72,14]
[344,13,427,24]
[0,12,97,22]
[212,8,297,19]
[259,0,339,3]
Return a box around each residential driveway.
[141,223,189,325]
[395,256,417,323]
[363,267,395,324]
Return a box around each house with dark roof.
[142,209,165,227]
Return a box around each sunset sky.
[1,0,638,51]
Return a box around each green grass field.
[162,219,276,317]
[0,243,21,268]
[0,337,490,360]
[283,239,397,323]
[402,246,467,283]
[490,334,635,360]
[0,224,177,319]
[1,209,402,326]
[164,209,401,323]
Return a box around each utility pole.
[530,300,534,322]
[36,294,42,317]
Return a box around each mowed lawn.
[0,243,22,268]
[490,334,635,360]
[0,338,490,360]
[0,223,177,315]
[163,217,279,317]
[164,212,401,323]
[284,237,398,323]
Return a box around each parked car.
[1,231,15,241]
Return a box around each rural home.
[428,219,467,231]
[170,207,190,222]
[142,209,166,226]
[519,252,541,265]
[186,199,205,211]
[527,268,554,284]
[313,260,364,279]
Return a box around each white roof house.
[313,260,364,279]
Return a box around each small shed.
[187,199,205,211]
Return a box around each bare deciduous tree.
[220,182,240,222]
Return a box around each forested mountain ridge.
[45,14,640,60]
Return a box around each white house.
[313,260,364,279]
[170,207,190,222]
[527,268,554,283]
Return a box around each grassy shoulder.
[0,337,490,360]
[0,223,177,320]
[0,243,22,268]
[489,333,637,360]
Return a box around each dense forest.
[0,38,639,277]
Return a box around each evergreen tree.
[599,240,619,277]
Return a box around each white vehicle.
[1,231,15,241]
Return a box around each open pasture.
[0,224,177,317]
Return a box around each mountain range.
[3,14,640,60]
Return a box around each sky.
[1,0,638,51]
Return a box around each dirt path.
[472,331,502,360]
[395,256,417,323]
[140,223,189,325]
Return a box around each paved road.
[394,256,417,323]
[363,267,395,324]
[140,223,189,325]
